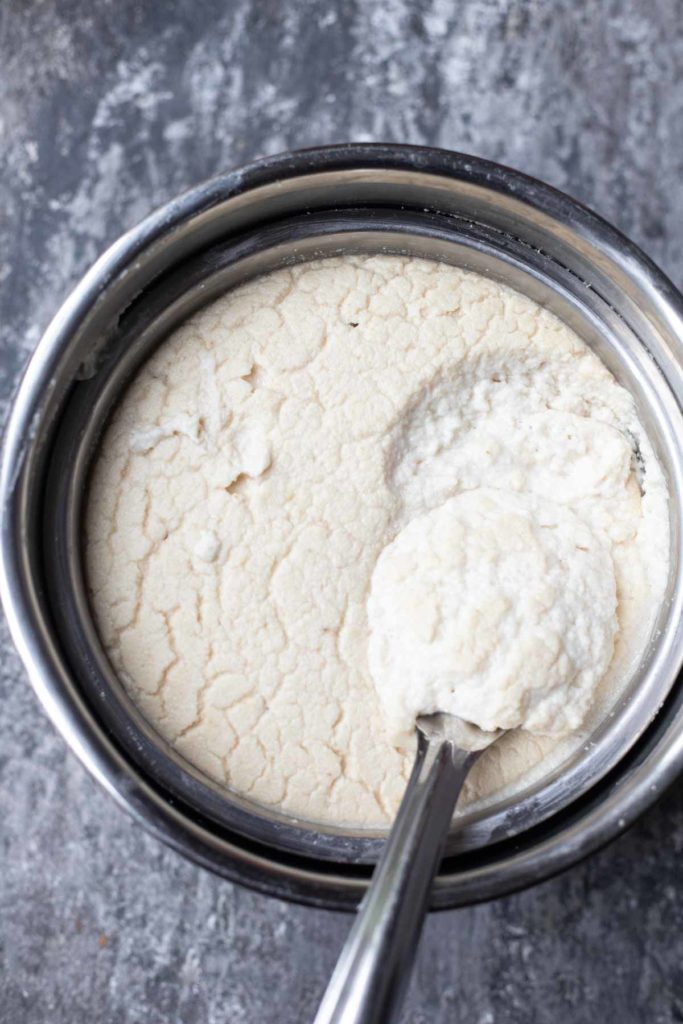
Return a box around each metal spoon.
[314,712,504,1024]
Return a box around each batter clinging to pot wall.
[85,254,669,828]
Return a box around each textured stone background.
[2,1,683,1021]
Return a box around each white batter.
[86,255,669,828]
[368,489,618,737]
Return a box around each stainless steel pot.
[3,144,683,911]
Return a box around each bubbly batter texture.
[86,255,669,827]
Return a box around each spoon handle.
[313,727,477,1024]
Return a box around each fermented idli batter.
[86,255,669,827]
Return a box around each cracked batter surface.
[86,255,669,828]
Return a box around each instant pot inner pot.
[39,188,681,870]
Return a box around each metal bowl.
[3,144,683,910]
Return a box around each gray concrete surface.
[3,1,683,1021]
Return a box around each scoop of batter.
[367,488,618,737]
